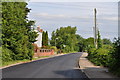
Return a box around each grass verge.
[1,56,52,68]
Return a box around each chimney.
[40,29,43,32]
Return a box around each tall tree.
[2,2,38,60]
[45,31,48,46]
[42,31,45,46]
[42,31,44,46]
[97,30,102,49]
[42,31,49,46]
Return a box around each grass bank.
[1,56,51,68]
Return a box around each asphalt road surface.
[2,52,88,79]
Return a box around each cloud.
[99,16,118,21]
[35,13,66,18]
[32,12,118,22]
[29,12,91,22]
[28,2,118,21]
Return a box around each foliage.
[97,30,102,49]
[28,30,38,43]
[88,47,111,67]
[84,37,95,51]
[42,31,45,46]
[2,47,15,62]
[75,34,85,52]
[102,38,112,45]
[109,38,120,76]
[42,31,48,47]
[2,2,38,61]
[87,37,120,76]
[50,46,57,52]
[102,44,113,50]
[87,47,96,57]
[45,31,48,46]
[85,37,94,46]
[50,26,83,52]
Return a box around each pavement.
[2,52,88,79]
[79,53,119,78]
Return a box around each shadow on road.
[53,68,89,79]
[82,67,119,79]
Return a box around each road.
[2,52,88,79]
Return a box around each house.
[34,26,43,48]
[33,26,55,57]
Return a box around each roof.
[37,26,43,32]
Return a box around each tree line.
[50,26,112,52]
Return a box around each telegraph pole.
[94,8,97,49]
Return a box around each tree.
[50,31,56,46]
[42,31,45,46]
[97,30,102,49]
[45,31,48,46]
[84,37,94,51]
[103,38,112,45]
[2,2,38,60]
[42,31,48,47]
[75,34,85,52]
[85,37,94,46]
[50,26,80,52]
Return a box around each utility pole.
[94,8,97,49]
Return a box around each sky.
[28,0,119,2]
[27,2,118,41]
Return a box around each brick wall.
[33,49,54,57]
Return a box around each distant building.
[34,26,43,48]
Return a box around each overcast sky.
[27,2,118,41]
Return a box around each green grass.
[62,51,78,54]
[1,59,30,67]
[1,56,51,67]
[32,56,49,60]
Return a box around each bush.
[109,38,120,76]
[87,38,120,76]
[87,47,96,59]
[64,45,71,53]
[2,47,15,62]
[50,46,57,52]
[88,47,111,67]
[87,47,96,55]
[102,45,113,50]
[94,48,110,66]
